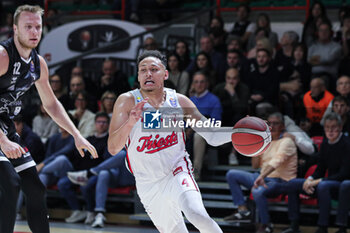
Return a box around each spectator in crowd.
[275,31,299,77]
[67,150,135,228]
[60,74,97,112]
[321,75,350,125]
[302,1,328,47]
[0,12,13,41]
[187,36,226,81]
[224,112,297,233]
[247,13,278,51]
[308,22,342,83]
[49,74,67,102]
[303,77,334,136]
[230,4,256,49]
[244,48,280,109]
[325,96,350,137]
[32,102,59,143]
[97,59,130,99]
[59,112,110,224]
[36,119,76,187]
[99,91,117,118]
[226,35,243,53]
[70,66,95,99]
[174,39,192,71]
[208,15,228,54]
[43,8,60,35]
[224,49,246,75]
[189,51,217,91]
[189,71,222,180]
[282,112,350,233]
[14,115,45,164]
[166,52,190,95]
[69,91,96,138]
[143,36,158,50]
[292,43,312,93]
[212,68,250,165]
[247,37,274,59]
[334,7,350,43]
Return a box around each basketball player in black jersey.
[0,5,98,233]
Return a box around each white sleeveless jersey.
[125,88,191,183]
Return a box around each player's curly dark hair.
[137,50,167,68]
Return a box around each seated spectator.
[224,49,247,75]
[282,112,350,233]
[67,150,135,227]
[308,22,342,84]
[166,52,190,95]
[302,1,328,47]
[209,26,227,55]
[187,36,226,82]
[329,96,350,136]
[69,91,96,138]
[36,121,76,187]
[243,48,280,109]
[32,102,59,143]
[275,31,299,77]
[303,77,334,136]
[60,75,97,112]
[59,112,110,224]
[99,91,117,118]
[292,43,312,93]
[212,68,250,165]
[174,39,192,71]
[334,6,350,43]
[189,71,222,180]
[226,35,243,53]
[188,52,217,91]
[321,75,350,125]
[14,115,45,163]
[97,59,130,99]
[230,4,256,49]
[224,112,297,233]
[247,13,278,51]
[49,74,67,102]
[247,37,274,59]
[0,12,13,41]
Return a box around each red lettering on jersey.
[136,131,178,154]
[182,178,189,187]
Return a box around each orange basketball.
[231,116,271,157]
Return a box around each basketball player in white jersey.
[108,50,232,233]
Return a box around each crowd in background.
[1,0,350,231]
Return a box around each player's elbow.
[108,143,121,156]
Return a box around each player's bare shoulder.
[37,55,49,81]
[114,92,136,113]
[0,45,9,76]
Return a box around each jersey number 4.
[182,178,189,187]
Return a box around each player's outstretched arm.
[108,93,148,155]
[35,56,97,158]
[177,94,232,146]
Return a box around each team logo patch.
[30,61,35,73]
[136,97,142,103]
[143,110,161,129]
[169,97,176,107]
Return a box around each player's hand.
[128,98,148,126]
[253,175,268,189]
[74,134,98,158]
[0,138,26,159]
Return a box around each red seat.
[249,192,285,202]
[108,186,136,195]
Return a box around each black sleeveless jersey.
[0,38,41,138]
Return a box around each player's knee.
[185,206,211,224]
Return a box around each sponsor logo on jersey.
[169,97,176,107]
[136,131,178,154]
[30,61,35,73]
